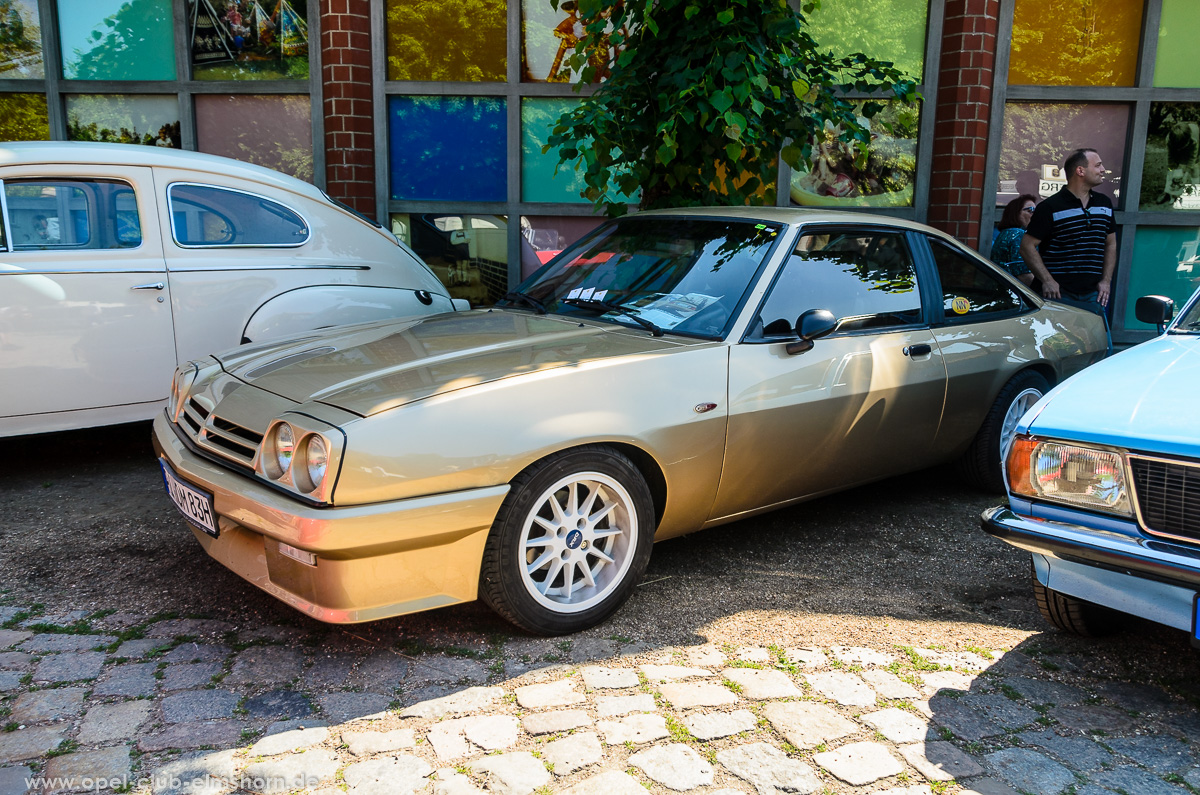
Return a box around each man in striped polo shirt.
[1019,148,1115,353]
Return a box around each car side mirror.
[1135,295,1174,335]
[785,309,837,355]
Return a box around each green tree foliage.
[69,0,175,81]
[0,92,48,141]
[387,0,507,81]
[0,0,42,77]
[544,0,918,215]
[1009,0,1141,87]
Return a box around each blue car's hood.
[1022,334,1200,458]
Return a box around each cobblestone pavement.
[1,608,1198,795]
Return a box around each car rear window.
[168,183,309,247]
[2,179,141,251]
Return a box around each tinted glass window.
[3,179,140,251]
[169,184,309,246]
[755,230,922,337]
[929,238,1025,322]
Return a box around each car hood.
[1023,334,1200,457]
[214,310,690,417]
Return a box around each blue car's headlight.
[1008,436,1132,516]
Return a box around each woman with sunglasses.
[990,194,1038,286]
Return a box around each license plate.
[160,458,218,538]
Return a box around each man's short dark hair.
[1064,148,1097,177]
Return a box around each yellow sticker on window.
[952,296,971,314]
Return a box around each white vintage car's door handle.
[130,282,165,291]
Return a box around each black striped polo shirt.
[1025,187,1115,294]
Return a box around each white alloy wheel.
[518,471,638,614]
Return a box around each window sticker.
[952,296,971,314]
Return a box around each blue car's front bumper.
[982,506,1200,634]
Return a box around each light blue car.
[982,292,1200,644]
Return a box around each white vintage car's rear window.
[168,183,309,247]
[2,179,141,250]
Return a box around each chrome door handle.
[903,344,932,357]
[131,282,165,291]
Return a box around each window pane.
[801,0,927,82]
[66,94,180,148]
[189,0,310,81]
[757,231,921,335]
[391,213,509,307]
[1141,103,1200,211]
[388,96,506,202]
[4,179,138,250]
[519,215,604,279]
[996,103,1128,207]
[169,184,309,246]
[930,239,1023,322]
[0,0,44,78]
[521,98,589,204]
[791,102,919,208]
[1125,228,1200,331]
[387,0,505,81]
[58,0,175,81]
[521,0,625,83]
[1155,0,1200,88]
[195,95,313,182]
[0,93,48,140]
[1008,0,1143,87]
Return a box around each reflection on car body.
[154,207,1108,635]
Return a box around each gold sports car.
[154,208,1108,634]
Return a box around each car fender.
[241,285,457,343]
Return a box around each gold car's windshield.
[507,217,782,340]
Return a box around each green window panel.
[387,0,506,82]
[802,0,927,83]
[521,98,589,204]
[1126,227,1200,331]
[1154,0,1200,88]
[66,94,180,147]
[0,93,48,141]
[58,0,176,81]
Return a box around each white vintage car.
[0,141,459,437]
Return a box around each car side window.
[169,184,309,247]
[752,230,922,338]
[2,179,140,251]
[929,237,1025,323]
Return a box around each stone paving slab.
[721,667,803,699]
[32,651,106,682]
[580,665,639,689]
[717,742,822,795]
[20,634,114,653]
[42,746,130,794]
[761,700,857,749]
[656,680,738,708]
[147,749,239,795]
[0,652,31,670]
[684,708,756,740]
[629,743,714,790]
[0,631,32,650]
[0,766,32,795]
[814,740,904,785]
[0,672,24,692]
[0,725,65,763]
[77,700,154,744]
[901,740,985,781]
[11,688,86,723]
[543,731,602,776]
[639,664,712,682]
[987,747,1077,795]
[92,661,158,697]
[805,670,877,706]
[596,713,670,745]
[343,755,431,795]
[138,721,246,753]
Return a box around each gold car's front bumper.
[152,412,509,623]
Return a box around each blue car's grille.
[1130,456,1200,543]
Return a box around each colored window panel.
[58,0,175,81]
[1155,0,1200,89]
[190,0,310,81]
[521,0,624,83]
[1141,103,1200,211]
[1008,0,1143,87]
[0,93,48,141]
[66,94,180,147]
[802,0,927,82]
[388,96,506,202]
[391,213,510,306]
[519,215,604,279]
[0,0,44,79]
[996,103,1128,208]
[387,0,506,82]
[791,101,919,208]
[195,94,313,182]
[522,98,589,204]
[1125,227,1200,331]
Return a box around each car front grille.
[1130,455,1200,544]
[178,398,263,472]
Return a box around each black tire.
[479,445,655,635]
[961,370,1050,493]
[1031,562,1120,637]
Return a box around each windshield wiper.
[499,291,546,314]
[562,298,664,337]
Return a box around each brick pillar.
[926,0,1000,249]
[321,0,375,214]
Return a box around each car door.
[710,226,948,521]
[0,167,174,420]
[916,235,1038,456]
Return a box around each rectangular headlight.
[1008,436,1132,516]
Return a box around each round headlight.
[273,423,295,475]
[305,435,328,488]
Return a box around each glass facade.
[1153,0,1200,88]
[388,0,506,82]
[1008,0,1143,87]
[388,96,507,202]
[0,1,317,181]
[1125,227,1200,330]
